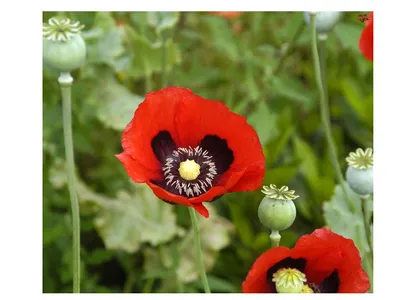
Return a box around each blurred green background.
[43,11,373,293]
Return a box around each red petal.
[115,152,161,182]
[174,91,265,192]
[366,12,373,26]
[242,247,292,293]
[119,87,187,175]
[148,179,226,208]
[293,228,370,293]
[359,19,373,61]
[192,203,209,218]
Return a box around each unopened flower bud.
[258,184,298,231]
[43,17,86,72]
[346,148,373,196]
[304,11,342,33]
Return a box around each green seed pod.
[258,185,298,231]
[345,148,373,196]
[346,167,373,196]
[43,18,86,72]
[304,11,342,33]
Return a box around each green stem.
[176,272,184,293]
[123,270,136,293]
[143,278,155,293]
[270,230,281,247]
[59,72,81,293]
[273,21,306,75]
[360,195,374,259]
[309,13,356,213]
[188,207,211,293]
[318,33,328,97]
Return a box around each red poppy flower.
[242,228,370,293]
[116,87,265,218]
[208,12,243,19]
[359,12,373,61]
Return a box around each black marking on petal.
[266,257,307,293]
[318,269,340,293]
[151,131,177,163]
[199,135,234,175]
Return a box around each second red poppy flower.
[116,87,265,218]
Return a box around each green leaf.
[49,159,184,253]
[89,75,144,131]
[86,249,115,265]
[193,275,235,292]
[95,28,125,64]
[126,26,181,78]
[263,164,298,187]
[293,136,320,188]
[323,184,372,261]
[202,16,239,61]
[148,12,180,35]
[252,232,270,252]
[247,101,279,145]
[340,77,371,125]
[143,205,234,288]
[334,22,363,53]
[270,75,317,111]
[229,203,254,247]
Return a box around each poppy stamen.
[161,146,218,197]
[272,268,307,293]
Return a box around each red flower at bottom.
[116,87,265,218]
[359,12,373,61]
[242,228,370,293]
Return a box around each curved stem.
[270,230,281,247]
[360,195,374,259]
[59,72,81,293]
[310,14,356,213]
[188,207,210,293]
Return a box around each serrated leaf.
[144,205,234,287]
[89,75,144,131]
[323,183,373,260]
[49,159,184,253]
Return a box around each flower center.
[161,146,218,197]
[272,268,307,293]
[178,159,201,181]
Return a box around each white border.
[2,0,392,298]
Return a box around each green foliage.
[43,11,373,293]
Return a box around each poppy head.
[242,228,370,293]
[359,12,373,61]
[116,87,265,218]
